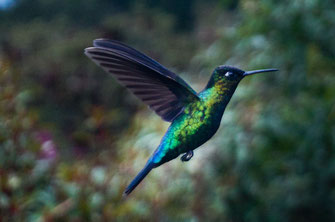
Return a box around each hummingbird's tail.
[123,162,154,197]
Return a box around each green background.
[0,0,334,221]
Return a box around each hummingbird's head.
[217,65,278,81]
[206,65,278,89]
[209,65,278,85]
[215,66,245,82]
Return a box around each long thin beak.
[243,68,278,76]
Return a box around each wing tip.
[84,47,95,59]
[93,38,124,48]
[93,38,106,46]
[84,47,106,57]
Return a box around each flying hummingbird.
[85,39,278,196]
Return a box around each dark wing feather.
[85,39,199,122]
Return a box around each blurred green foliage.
[0,0,335,221]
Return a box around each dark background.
[0,0,335,221]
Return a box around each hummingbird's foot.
[180,150,193,162]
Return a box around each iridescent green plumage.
[85,39,278,196]
[151,69,238,165]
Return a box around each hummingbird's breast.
[151,89,227,165]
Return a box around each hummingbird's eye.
[225,72,233,77]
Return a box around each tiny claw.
[180,150,194,162]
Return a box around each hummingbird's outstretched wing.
[85,39,199,122]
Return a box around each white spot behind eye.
[225,72,232,77]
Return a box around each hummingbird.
[85,39,278,196]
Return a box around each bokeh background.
[1,0,335,221]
